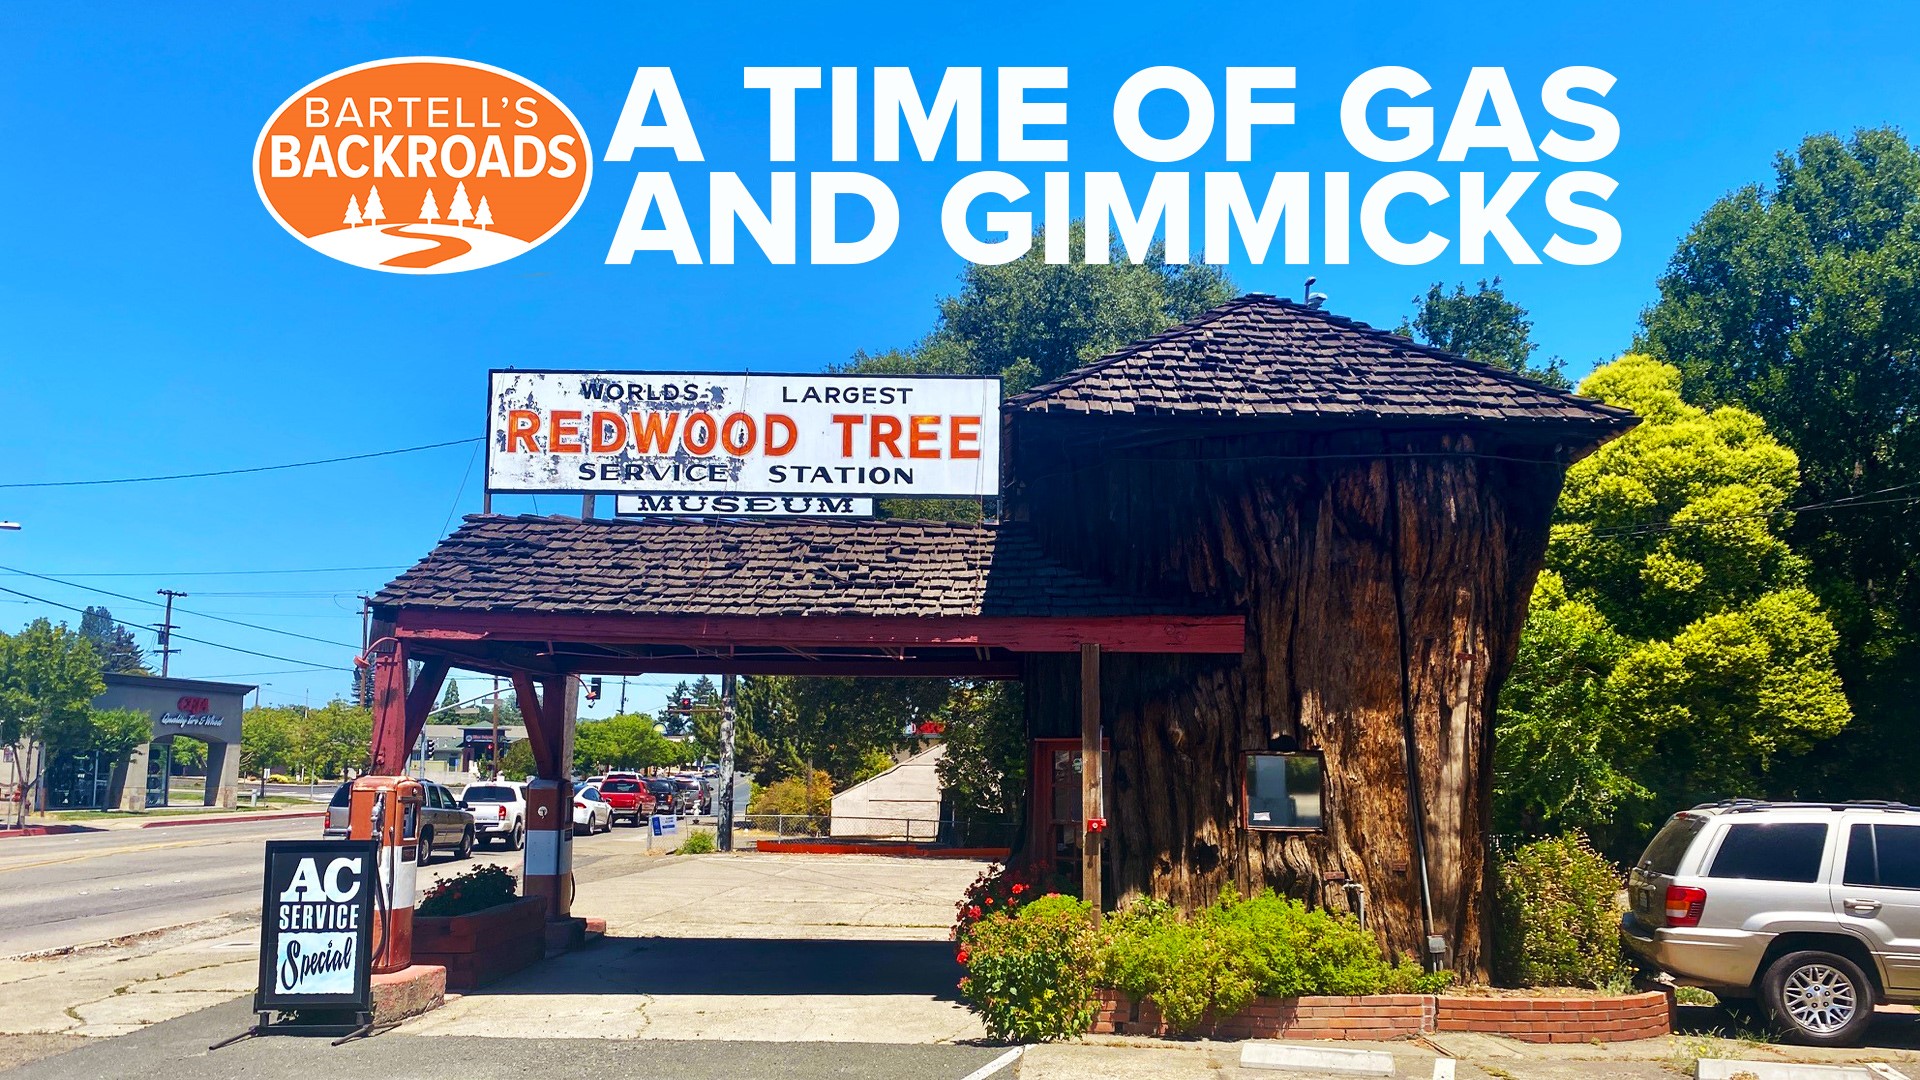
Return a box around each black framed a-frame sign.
[249,839,378,1031]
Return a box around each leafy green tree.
[1399,278,1568,387]
[936,681,1027,825]
[439,679,462,711]
[1497,356,1851,854]
[240,706,301,789]
[926,223,1234,386]
[78,606,148,674]
[1638,126,1920,797]
[295,700,372,779]
[0,619,107,818]
[498,738,535,781]
[576,712,683,772]
[85,707,152,757]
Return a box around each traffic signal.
[424,737,436,755]
[585,677,602,703]
[679,695,693,714]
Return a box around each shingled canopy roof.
[1007,293,1636,432]
[372,515,1245,679]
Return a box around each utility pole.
[156,589,187,677]
[618,676,627,714]
[581,493,596,520]
[356,596,373,708]
[717,672,736,851]
[490,674,502,780]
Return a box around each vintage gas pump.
[348,774,424,974]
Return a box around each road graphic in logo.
[254,57,591,274]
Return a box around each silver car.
[1622,800,1920,1046]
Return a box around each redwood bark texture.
[1009,423,1572,979]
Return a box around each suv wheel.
[509,821,525,850]
[1762,950,1875,1046]
[417,827,434,867]
[456,827,474,860]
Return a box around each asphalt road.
[0,817,623,958]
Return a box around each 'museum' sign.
[615,494,874,517]
[255,840,376,1013]
[487,371,1000,497]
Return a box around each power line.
[0,584,342,669]
[0,438,480,489]
[0,564,357,650]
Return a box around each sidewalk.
[1,806,325,836]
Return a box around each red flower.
[1010,883,1025,895]
[966,905,982,919]
[955,948,970,964]
[983,896,993,906]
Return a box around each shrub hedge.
[956,888,1451,1041]
[1493,832,1630,989]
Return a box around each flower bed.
[950,866,1672,1045]
[412,865,545,991]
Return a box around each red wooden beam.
[369,642,410,774]
[393,610,1244,654]
[402,656,451,753]
[511,671,557,779]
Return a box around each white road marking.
[957,1045,1024,1080]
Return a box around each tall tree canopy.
[1400,278,1567,387]
[1496,356,1851,855]
[1637,126,1920,795]
[78,606,147,674]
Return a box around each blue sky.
[4,0,1920,714]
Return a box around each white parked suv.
[460,781,527,850]
[1622,800,1920,1046]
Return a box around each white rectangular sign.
[487,371,1000,497]
[615,494,875,517]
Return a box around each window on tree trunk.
[1245,753,1325,831]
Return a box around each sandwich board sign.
[254,839,377,1017]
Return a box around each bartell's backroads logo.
[254,57,591,274]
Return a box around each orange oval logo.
[254,57,591,274]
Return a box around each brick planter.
[412,896,546,991]
[1089,989,1670,1043]
[1434,992,1671,1044]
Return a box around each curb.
[141,810,326,829]
[0,824,93,839]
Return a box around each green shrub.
[1098,891,1450,1033]
[959,894,1098,1042]
[1493,832,1629,989]
[416,863,516,917]
[676,830,717,854]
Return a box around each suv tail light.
[1665,885,1708,927]
[497,806,507,820]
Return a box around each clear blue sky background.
[4,0,1920,714]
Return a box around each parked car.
[1622,800,1920,1046]
[674,775,708,813]
[645,777,680,814]
[572,784,613,834]
[459,781,527,850]
[598,776,655,827]
[322,781,353,838]
[416,779,477,864]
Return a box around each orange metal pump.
[347,775,423,974]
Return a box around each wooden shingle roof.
[1006,294,1636,432]
[374,514,1219,619]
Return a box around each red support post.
[369,640,410,775]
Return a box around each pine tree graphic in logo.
[254,58,591,274]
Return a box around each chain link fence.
[737,813,1015,847]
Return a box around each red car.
[598,775,655,826]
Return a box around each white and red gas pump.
[347,774,424,974]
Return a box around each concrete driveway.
[401,851,991,1043]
